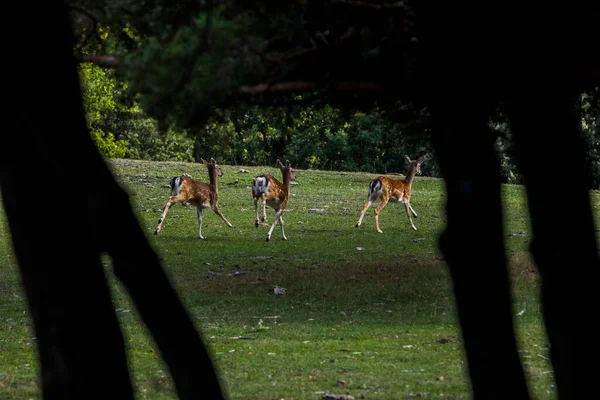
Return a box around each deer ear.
[417,155,425,163]
[276,159,284,168]
[210,158,216,165]
[286,160,291,167]
[201,158,209,166]
[405,155,411,164]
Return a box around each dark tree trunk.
[0,2,225,399]
[418,1,600,398]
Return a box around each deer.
[355,155,425,233]
[252,159,296,241]
[154,158,233,239]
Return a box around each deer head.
[202,158,224,177]
[405,155,425,175]
[276,159,296,182]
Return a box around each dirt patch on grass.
[172,256,454,307]
[508,251,540,285]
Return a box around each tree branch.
[332,0,408,11]
[76,55,120,68]
[240,81,382,94]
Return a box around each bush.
[117,116,195,162]
[93,130,128,158]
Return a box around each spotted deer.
[154,158,233,239]
[355,155,425,233]
[252,159,296,241]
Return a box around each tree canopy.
[67,0,419,128]
[66,0,600,189]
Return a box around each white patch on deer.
[368,179,383,199]
[170,176,183,196]
[369,179,382,194]
[252,176,269,195]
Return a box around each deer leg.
[405,201,417,230]
[197,207,204,239]
[373,197,390,233]
[356,192,379,227]
[212,205,233,228]
[409,203,418,218]
[266,208,282,241]
[260,194,268,225]
[154,196,181,235]
[253,196,260,228]
[356,200,373,227]
[278,213,287,241]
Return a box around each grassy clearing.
[1,158,598,399]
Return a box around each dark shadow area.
[0,2,225,399]
[2,1,599,399]
[417,2,600,398]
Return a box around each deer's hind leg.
[405,201,417,230]
[212,205,233,228]
[253,195,261,227]
[260,194,269,225]
[356,200,373,228]
[197,206,205,239]
[154,195,185,235]
[356,191,380,228]
[267,208,285,241]
[373,195,390,233]
[409,203,418,218]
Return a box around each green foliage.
[118,11,262,128]
[70,0,600,189]
[286,106,345,170]
[490,110,523,185]
[77,57,600,189]
[193,116,237,163]
[70,0,417,126]
[93,130,128,158]
[345,112,388,172]
[582,90,600,189]
[118,116,195,162]
[79,63,119,124]
[78,46,196,163]
[229,105,290,166]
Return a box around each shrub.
[93,130,128,158]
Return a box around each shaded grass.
[1,158,598,399]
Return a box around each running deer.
[355,155,425,233]
[252,159,296,241]
[154,158,233,239]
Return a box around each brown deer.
[154,158,233,239]
[355,155,425,233]
[252,159,296,241]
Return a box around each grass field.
[1,158,599,399]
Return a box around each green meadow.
[1,158,599,399]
